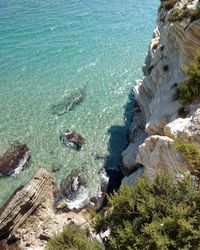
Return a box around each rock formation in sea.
[59,129,85,150]
[122,0,200,182]
[0,144,30,176]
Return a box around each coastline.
[3,0,200,248]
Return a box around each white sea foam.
[64,169,108,210]
[12,152,29,176]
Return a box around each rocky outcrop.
[122,0,200,179]
[0,144,30,176]
[164,106,200,147]
[14,192,88,250]
[136,135,190,179]
[0,168,54,239]
[0,168,89,249]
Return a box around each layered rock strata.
[0,168,89,249]
[0,168,54,240]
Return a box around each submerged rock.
[60,130,85,150]
[0,144,30,176]
[51,162,63,173]
[51,87,86,116]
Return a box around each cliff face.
[122,0,200,180]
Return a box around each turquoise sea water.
[0,0,158,204]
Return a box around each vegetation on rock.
[169,7,200,22]
[94,173,200,250]
[174,139,200,179]
[177,49,200,105]
[160,0,180,11]
[46,224,104,250]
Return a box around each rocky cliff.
[122,0,200,181]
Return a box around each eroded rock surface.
[136,136,190,179]
[122,0,200,179]
[0,168,54,239]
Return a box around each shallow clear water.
[0,0,158,204]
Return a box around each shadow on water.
[97,90,136,210]
[104,90,136,170]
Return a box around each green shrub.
[46,224,104,250]
[178,49,200,105]
[169,8,186,22]
[94,173,200,250]
[190,8,200,22]
[169,7,200,22]
[174,139,200,179]
[161,0,180,11]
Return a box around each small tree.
[47,224,104,250]
[94,173,200,250]
[178,49,200,105]
[174,139,200,180]
[160,0,180,11]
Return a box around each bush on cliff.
[160,0,180,11]
[169,7,200,22]
[174,139,200,180]
[178,49,200,105]
[46,224,104,250]
[94,173,200,250]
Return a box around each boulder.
[0,144,30,176]
[136,135,190,179]
[60,130,85,150]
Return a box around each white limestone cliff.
[122,0,200,179]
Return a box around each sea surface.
[0,0,158,205]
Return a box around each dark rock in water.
[51,163,63,173]
[96,168,124,212]
[51,87,86,116]
[60,170,86,200]
[0,144,30,176]
[60,130,85,150]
